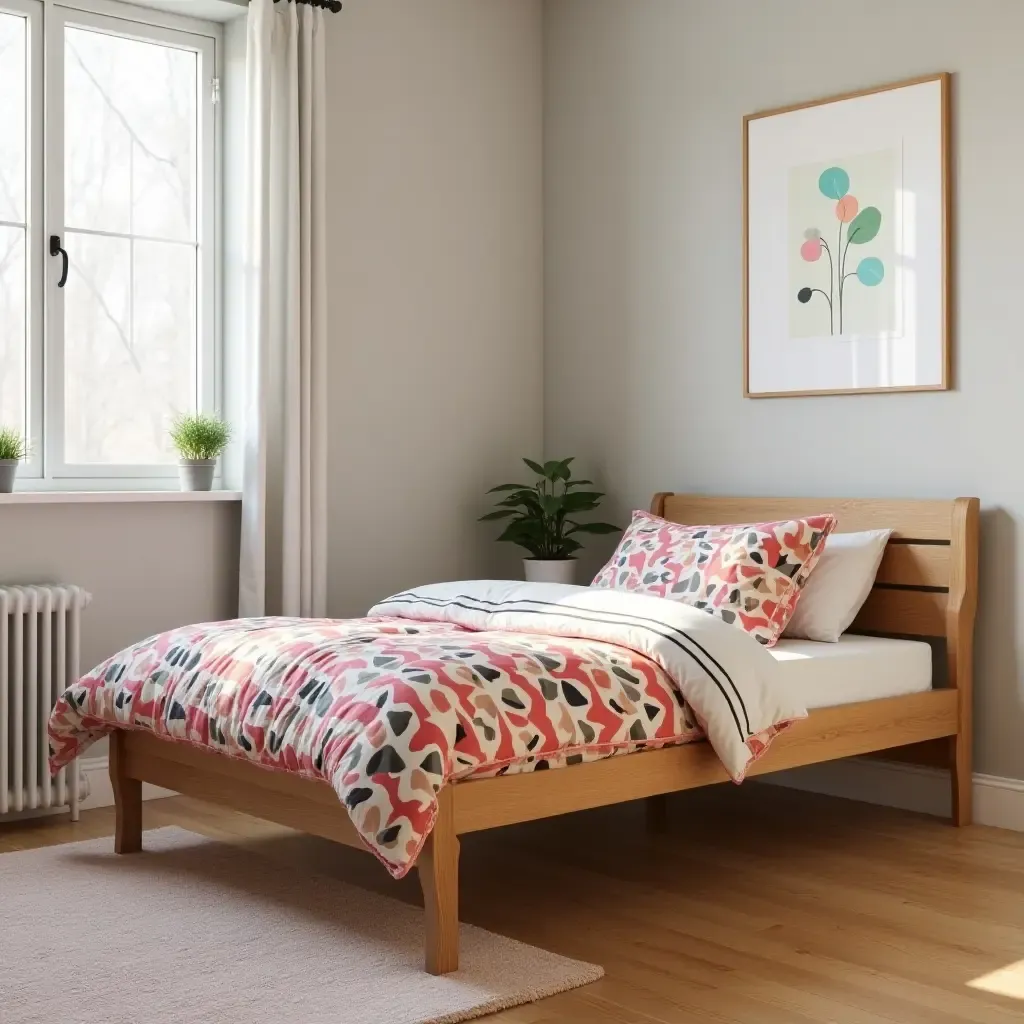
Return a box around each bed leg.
[951,732,972,826]
[419,788,460,975]
[109,732,143,854]
[646,793,669,833]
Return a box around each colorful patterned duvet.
[48,581,804,877]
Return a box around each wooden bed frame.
[109,493,979,976]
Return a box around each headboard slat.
[658,494,955,541]
[875,544,950,590]
[851,587,947,636]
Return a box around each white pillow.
[783,529,892,642]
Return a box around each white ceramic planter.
[0,459,18,493]
[178,459,217,492]
[523,558,577,585]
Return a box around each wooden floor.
[4,784,1024,1023]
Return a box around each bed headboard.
[649,493,980,695]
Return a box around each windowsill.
[0,490,242,504]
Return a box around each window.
[0,0,219,486]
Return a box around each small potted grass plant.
[481,457,619,584]
[0,426,29,493]
[169,413,231,492]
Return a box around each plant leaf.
[523,458,546,476]
[560,491,604,513]
[846,206,881,245]
[497,518,545,557]
[856,256,885,286]
[497,492,542,510]
[565,479,593,488]
[542,460,564,481]
[541,493,561,516]
[479,510,518,521]
[818,166,850,200]
[567,522,621,535]
[554,457,574,481]
[487,483,531,493]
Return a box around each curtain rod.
[273,0,342,13]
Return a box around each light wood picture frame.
[743,73,951,398]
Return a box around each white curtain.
[239,0,328,618]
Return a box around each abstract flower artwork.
[744,74,950,397]
[796,166,884,336]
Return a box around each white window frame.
[8,0,222,489]
[0,0,44,479]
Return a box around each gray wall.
[544,0,1023,779]
[323,0,545,617]
[234,0,546,619]
[0,501,240,758]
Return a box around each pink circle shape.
[836,195,859,223]
[800,238,822,262]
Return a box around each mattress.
[769,635,933,710]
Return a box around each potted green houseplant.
[0,427,29,493]
[169,413,231,492]
[480,457,620,584]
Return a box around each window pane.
[65,26,196,242]
[0,226,25,436]
[63,21,202,468]
[64,233,195,465]
[0,12,26,224]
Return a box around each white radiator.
[1,585,91,820]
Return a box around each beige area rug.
[0,827,602,1024]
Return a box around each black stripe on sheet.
[392,591,754,738]
[379,593,748,741]
[382,590,753,738]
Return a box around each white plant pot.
[523,558,577,585]
[178,459,217,492]
[0,459,18,494]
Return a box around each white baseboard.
[760,757,1024,832]
[79,755,176,811]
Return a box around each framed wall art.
[743,73,951,398]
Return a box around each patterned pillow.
[591,509,836,646]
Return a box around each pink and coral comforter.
[48,580,804,877]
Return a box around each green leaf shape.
[496,519,545,557]
[846,206,881,245]
[550,457,574,481]
[169,413,231,461]
[856,257,885,286]
[818,167,850,200]
[496,491,542,510]
[0,425,29,461]
[560,491,605,514]
[482,456,613,558]
[567,522,621,535]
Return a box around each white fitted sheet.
[769,635,933,710]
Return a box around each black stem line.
[820,239,834,334]
[837,217,844,334]
[810,287,832,311]
[839,225,862,334]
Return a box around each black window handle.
[49,235,68,288]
